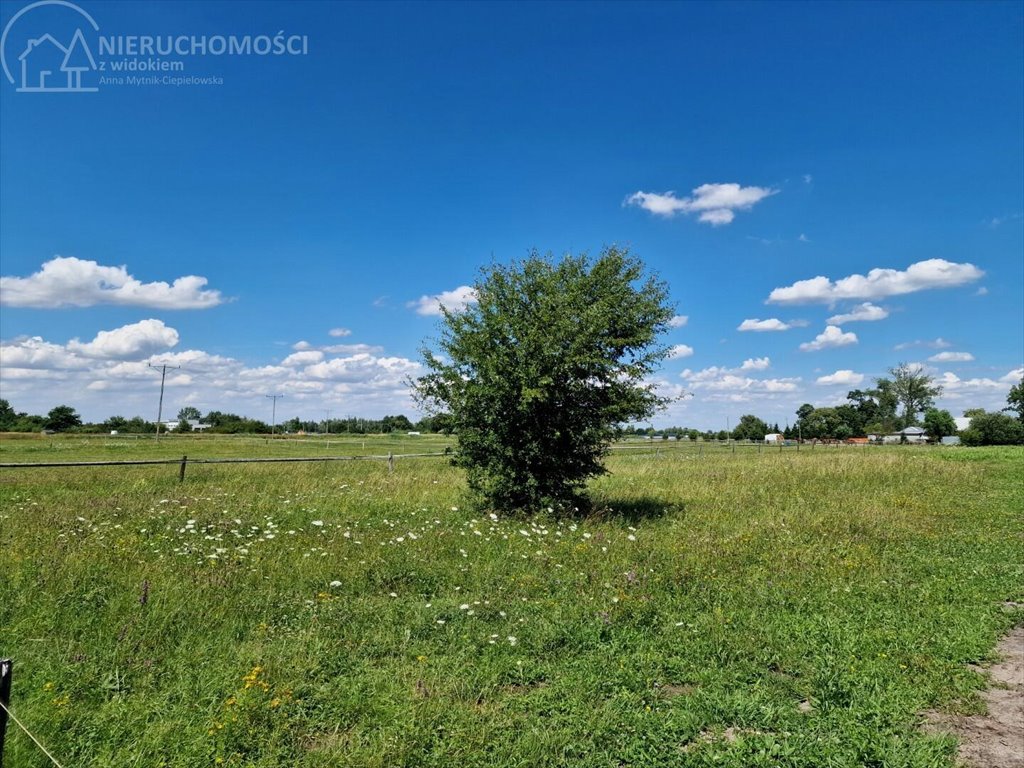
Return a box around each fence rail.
[0,451,452,481]
[0,452,448,469]
[0,439,920,481]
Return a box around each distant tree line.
[0,399,449,436]
[629,369,1023,446]
[2,371,1020,445]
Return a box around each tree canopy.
[1005,377,1024,423]
[415,247,674,512]
[961,411,1024,446]
[177,406,202,422]
[922,408,957,441]
[731,414,769,441]
[887,362,942,426]
[45,405,82,432]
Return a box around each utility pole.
[324,409,331,436]
[149,363,180,440]
[266,394,283,435]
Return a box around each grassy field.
[1,436,1021,767]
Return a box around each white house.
[901,426,927,443]
[161,419,212,432]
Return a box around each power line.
[266,394,284,435]
[149,363,180,440]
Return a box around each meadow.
[1,435,1021,767]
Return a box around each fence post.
[388,452,394,473]
[178,455,187,482]
[0,658,11,764]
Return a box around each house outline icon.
[17,27,97,92]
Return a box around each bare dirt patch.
[654,681,697,698]
[680,726,770,753]
[924,625,1024,768]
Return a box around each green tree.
[732,414,769,441]
[431,413,455,435]
[848,383,899,434]
[177,406,202,422]
[886,362,942,426]
[415,247,674,512]
[381,414,415,433]
[1004,377,1024,423]
[123,416,155,433]
[922,408,957,442]
[45,405,82,432]
[0,399,15,430]
[801,407,847,439]
[960,411,1024,446]
[103,415,128,432]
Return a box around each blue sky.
[1,0,1021,429]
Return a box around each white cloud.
[984,213,1022,228]
[816,370,865,386]
[937,370,1017,399]
[803,174,813,184]
[798,233,810,243]
[928,351,975,363]
[740,357,770,371]
[625,182,777,226]
[681,361,799,395]
[0,326,425,422]
[322,343,385,355]
[305,354,421,384]
[682,369,800,393]
[668,315,689,328]
[895,337,952,351]
[738,318,798,332]
[799,325,858,352]
[408,285,477,316]
[0,256,223,309]
[67,319,179,360]
[698,209,735,226]
[667,344,694,360]
[826,302,889,324]
[281,350,325,366]
[0,336,85,370]
[767,259,984,305]
[328,327,352,337]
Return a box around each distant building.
[161,419,212,432]
[880,426,928,445]
[764,433,784,444]
[900,426,927,444]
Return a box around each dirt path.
[925,620,1024,768]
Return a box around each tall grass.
[1,439,1021,767]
